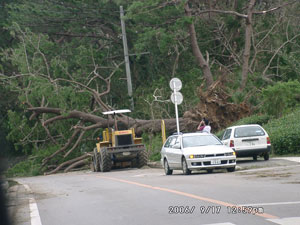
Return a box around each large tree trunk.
[240,0,256,91]
[28,107,189,136]
[184,2,214,88]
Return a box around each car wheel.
[164,159,173,175]
[182,158,191,175]
[264,153,269,161]
[227,167,235,172]
[206,169,213,174]
[253,155,258,161]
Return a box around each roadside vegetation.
[1,0,300,176]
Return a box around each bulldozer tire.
[99,148,112,172]
[92,148,100,172]
[137,148,148,168]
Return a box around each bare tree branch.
[28,107,107,124]
[195,9,247,18]
[253,1,297,15]
[64,159,89,173]
[44,153,90,175]
[42,127,82,166]
[64,130,86,158]
[262,33,300,77]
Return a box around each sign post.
[169,78,183,134]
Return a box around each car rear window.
[234,126,265,138]
[183,135,222,148]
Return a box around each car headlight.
[225,152,234,156]
[189,154,205,158]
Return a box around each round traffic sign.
[169,78,182,91]
[171,92,183,105]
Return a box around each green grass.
[264,109,300,155]
[143,133,163,162]
[5,159,42,177]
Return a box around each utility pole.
[120,6,134,110]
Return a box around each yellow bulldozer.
[92,109,148,172]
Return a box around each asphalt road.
[7,157,300,225]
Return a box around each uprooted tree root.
[183,80,251,132]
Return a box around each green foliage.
[0,86,18,156]
[261,80,300,117]
[142,133,163,161]
[5,141,90,177]
[5,159,41,177]
[264,109,300,155]
[233,114,273,126]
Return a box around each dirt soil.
[183,79,250,132]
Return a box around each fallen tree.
[22,79,250,175]
[27,106,187,171]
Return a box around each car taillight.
[230,140,234,148]
[267,137,271,144]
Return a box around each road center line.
[95,175,278,219]
[239,201,300,207]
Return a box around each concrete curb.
[147,161,162,169]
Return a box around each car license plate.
[211,159,221,165]
[122,152,131,156]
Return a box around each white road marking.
[267,217,300,225]
[22,184,43,225]
[131,173,162,177]
[132,174,148,177]
[239,201,300,207]
[203,223,235,225]
[29,197,43,225]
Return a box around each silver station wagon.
[160,133,236,175]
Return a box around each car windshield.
[182,135,222,148]
[234,126,265,138]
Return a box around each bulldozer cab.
[97,109,143,148]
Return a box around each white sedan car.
[160,133,236,175]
